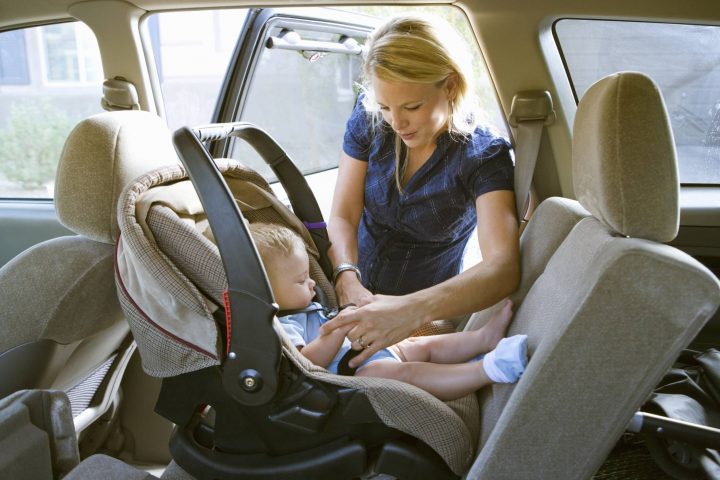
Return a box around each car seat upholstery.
[0,111,179,441]
[466,72,720,479]
[464,196,591,330]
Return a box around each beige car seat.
[0,111,178,449]
[466,72,720,479]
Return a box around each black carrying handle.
[173,122,334,406]
[195,122,333,279]
[173,125,279,406]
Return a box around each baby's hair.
[248,222,305,266]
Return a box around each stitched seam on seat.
[109,121,122,241]
[615,76,628,235]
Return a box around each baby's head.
[249,223,316,310]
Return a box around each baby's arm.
[298,323,354,368]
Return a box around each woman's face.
[372,76,454,152]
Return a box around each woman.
[322,14,520,369]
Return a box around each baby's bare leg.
[356,359,492,401]
[394,299,514,364]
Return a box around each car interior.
[1,1,719,479]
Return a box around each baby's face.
[267,247,316,310]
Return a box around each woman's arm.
[411,190,520,321]
[298,323,354,368]
[322,189,520,367]
[327,152,374,306]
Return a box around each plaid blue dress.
[342,100,514,295]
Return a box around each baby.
[249,222,528,401]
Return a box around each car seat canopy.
[115,163,223,376]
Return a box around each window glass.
[555,19,720,185]
[231,25,365,180]
[42,24,102,83]
[0,22,104,199]
[148,10,248,132]
[0,30,30,85]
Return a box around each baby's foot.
[482,335,528,383]
[475,299,514,352]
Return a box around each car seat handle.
[173,126,280,407]
[192,122,333,279]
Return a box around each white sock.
[482,335,528,383]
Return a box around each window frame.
[210,8,377,162]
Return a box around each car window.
[555,19,720,185]
[147,10,249,133]
[230,24,365,181]
[0,22,104,199]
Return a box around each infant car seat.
[114,122,479,479]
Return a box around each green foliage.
[0,100,73,189]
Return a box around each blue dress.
[342,99,514,295]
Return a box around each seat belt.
[509,91,555,225]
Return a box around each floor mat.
[593,435,673,479]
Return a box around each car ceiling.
[2,0,720,30]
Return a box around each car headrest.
[55,111,179,244]
[572,72,679,242]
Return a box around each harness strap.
[277,303,326,318]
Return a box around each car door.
[209,7,379,217]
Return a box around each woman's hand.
[299,322,356,368]
[320,294,427,367]
[334,272,373,307]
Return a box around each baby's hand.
[318,320,355,340]
[338,322,356,337]
[322,321,354,338]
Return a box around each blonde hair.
[248,223,305,268]
[360,14,478,191]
